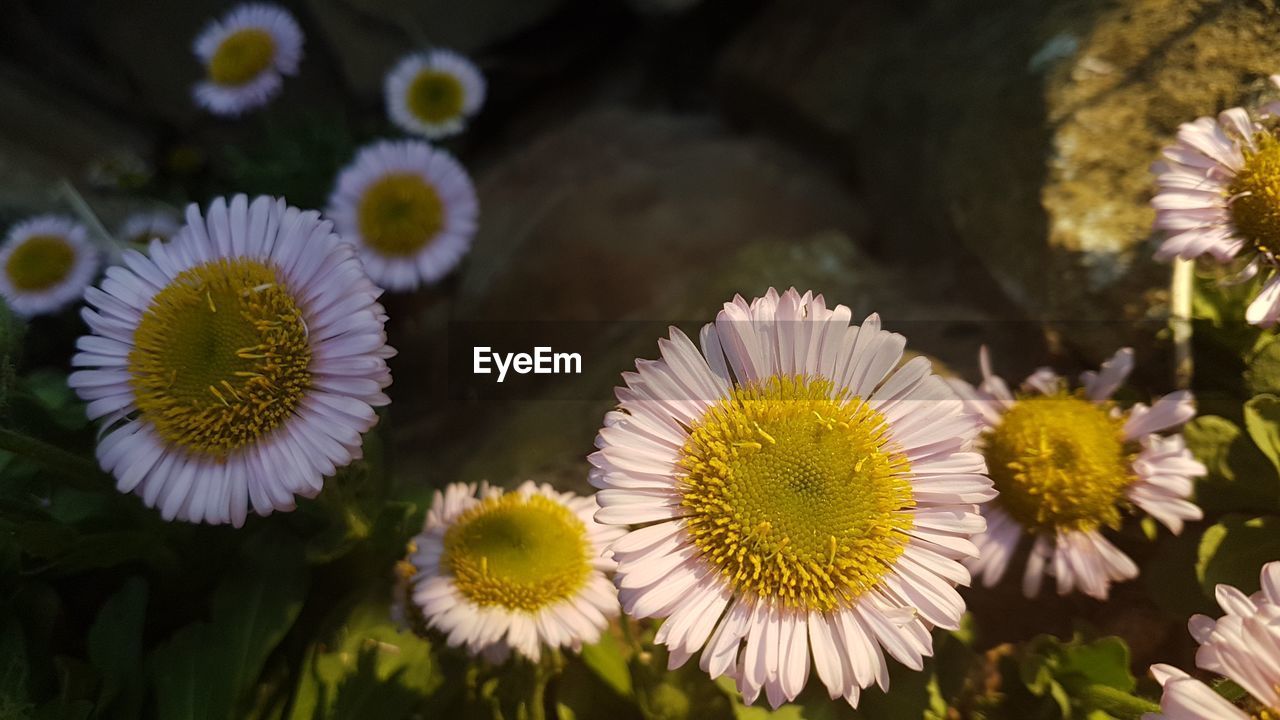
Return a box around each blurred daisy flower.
[1147,561,1280,719]
[949,348,1204,600]
[408,481,624,662]
[327,139,478,292]
[68,195,394,527]
[591,288,993,709]
[117,210,180,246]
[192,3,302,116]
[385,49,486,139]
[0,215,99,317]
[1152,83,1280,326]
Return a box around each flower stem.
[529,650,564,720]
[0,426,101,482]
[1078,684,1160,719]
[58,179,121,256]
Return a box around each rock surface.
[455,108,867,321]
[390,108,1024,497]
[717,0,1280,359]
[305,0,571,97]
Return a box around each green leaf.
[1244,395,1280,476]
[579,632,632,699]
[1144,530,1218,618]
[0,617,34,719]
[33,657,97,720]
[88,577,148,714]
[1053,637,1134,693]
[288,596,445,720]
[1184,415,1280,512]
[151,532,308,720]
[1247,338,1280,396]
[13,523,180,577]
[1197,515,1280,596]
[21,371,88,431]
[734,704,810,720]
[1017,635,1145,719]
[0,427,104,490]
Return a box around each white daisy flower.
[949,347,1205,601]
[118,210,181,246]
[326,139,478,292]
[0,215,99,317]
[385,49,486,139]
[1146,561,1280,719]
[1151,105,1280,326]
[68,195,394,527]
[192,3,303,116]
[408,481,624,663]
[590,288,994,709]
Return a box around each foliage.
[4,57,1280,720]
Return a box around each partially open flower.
[1152,98,1280,326]
[0,215,99,317]
[591,288,993,708]
[69,195,394,526]
[1147,561,1280,719]
[385,49,486,139]
[408,481,624,663]
[949,348,1205,600]
[192,3,303,116]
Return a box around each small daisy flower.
[385,49,486,139]
[192,3,303,116]
[68,195,394,527]
[117,211,181,246]
[1147,561,1280,719]
[408,481,624,663]
[949,347,1205,601]
[0,215,99,317]
[591,288,994,709]
[1151,102,1280,326]
[326,139,478,292]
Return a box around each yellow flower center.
[128,258,311,458]
[208,28,276,87]
[983,392,1133,533]
[406,70,466,124]
[677,375,914,612]
[1230,132,1280,257]
[357,173,445,257]
[5,235,75,292]
[442,492,592,611]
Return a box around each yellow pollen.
[677,375,914,612]
[208,28,276,87]
[442,492,593,612]
[406,69,466,124]
[128,257,311,458]
[1230,132,1280,257]
[5,235,75,292]
[357,173,446,257]
[983,392,1134,533]
[1246,696,1280,720]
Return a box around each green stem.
[0,426,101,482]
[58,180,120,254]
[1079,684,1160,719]
[618,616,655,719]
[528,651,563,720]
